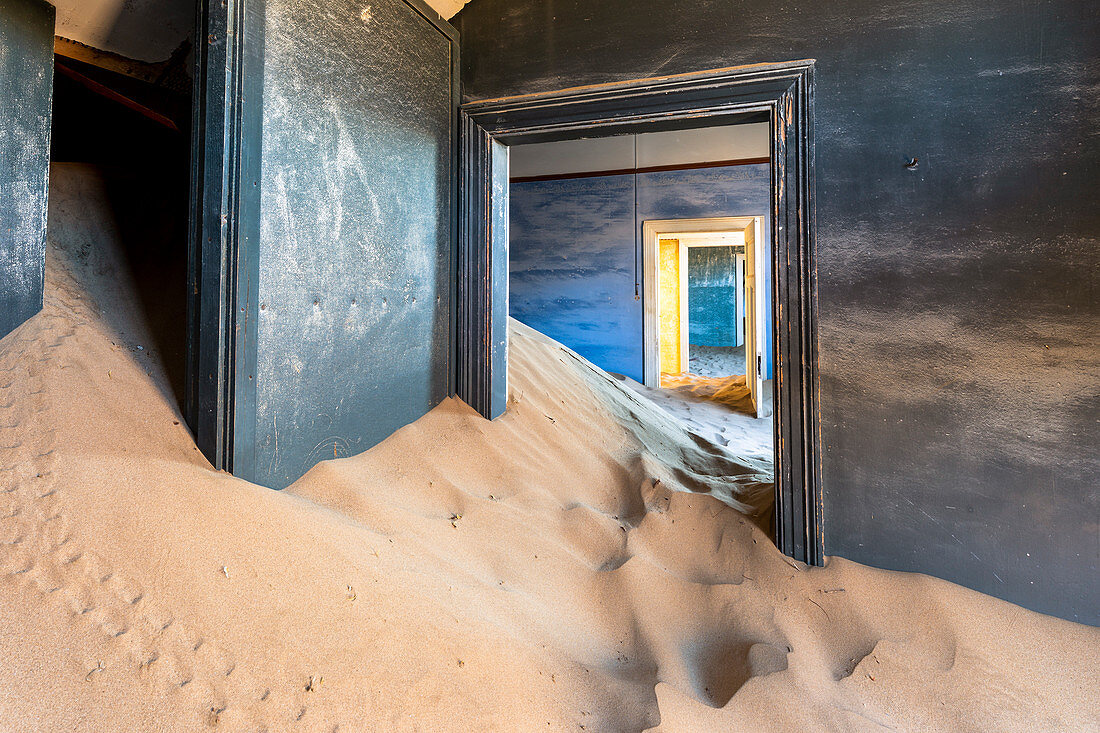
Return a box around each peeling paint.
[1,0,54,339]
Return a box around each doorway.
[457,61,822,565]
[49,54,191,412]
[642,216,768,419]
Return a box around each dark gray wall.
[509,163,772,382]
[250,0,455,488]
[456,0,1100,623]
[0,0,53,339]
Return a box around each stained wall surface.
[48,0,466,64]
[509,162,772,382]
[0,0,54,339]
[456,0,1100,622]
[51,0,193,62]
[251,0,455,488]
[509,123,770,178]
[509,173,639,378]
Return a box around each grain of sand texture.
[624,373,773,461]
[0,165,1097,731]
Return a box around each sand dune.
[623,372,773,461]
[0,164,1096,731]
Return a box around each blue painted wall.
[509,174,640,378]
[509,162,772,381]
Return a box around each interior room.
[0,0,1096,729]
[47,50,191,412]
[509,125,776,462]
[678,236,747,379]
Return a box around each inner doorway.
[507,130,776,474]
[643,216,769,419]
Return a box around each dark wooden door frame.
[457,60,823,565]
[186,0,265,474]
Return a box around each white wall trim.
[509,122,770,179]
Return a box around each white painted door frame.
[735,252,746,346]
[641,217,766,411]
[743,215,766,417]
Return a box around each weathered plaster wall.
[509,163,771,382]
[0,0,54,339]
[48,0,467,64]
[252,0,454,488]
[428,0,470,19]
[456,0,1100,623]
[510,174,639,378]
[510,123,769,178]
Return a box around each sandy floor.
[0,164,1097,731]
[622,374,773,465]
[688,344,745,377]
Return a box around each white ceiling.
[52,0,193,62]
[509,123,771,179]
[50,0,470,63]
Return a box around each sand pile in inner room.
[0,164,1097,731]
[659,373,764,417]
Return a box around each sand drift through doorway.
[457,60,821,565]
